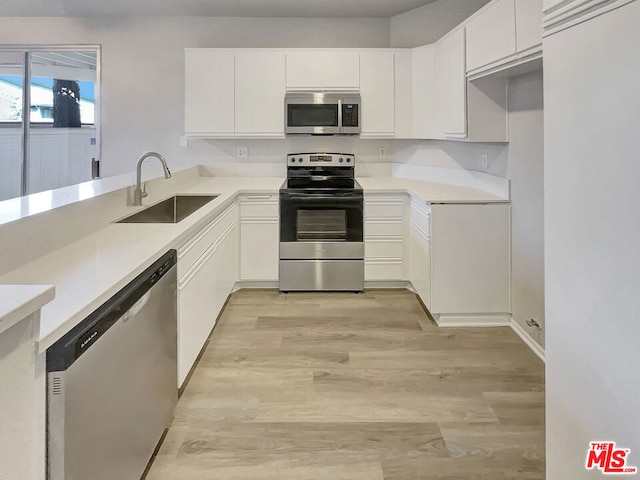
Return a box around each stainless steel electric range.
[279,153,364,292]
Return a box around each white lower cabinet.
[364,194,407,281]
[239,194,279,281]
[409,197,431,309]
[430,203,510,325]
[177,203,239,387]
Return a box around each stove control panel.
[287,153,355,167]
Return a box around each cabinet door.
[239,194,279,281]
[394,50,413,139]
[184,50,234,135]
[409,200,431,308]
[360,51,395,137]
[286,51,359,90]
[465,0,517,72]
[178,241,222,386]
[411,45,436,139]
[240,222,279,280]
[515,0,543,55]
[235,51,285,136]
[409,226,430,308]
[220,223,239,296]
[435,29,467,138]
[430,204,510,314]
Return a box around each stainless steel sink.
[117,195,218,224]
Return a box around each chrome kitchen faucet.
[134,152,171,206]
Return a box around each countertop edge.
[0,285,55,336]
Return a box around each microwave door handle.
[337,98,343,134]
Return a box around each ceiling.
[2,0,441,18]
[31,52,97,70]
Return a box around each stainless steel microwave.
[285,93,361,135]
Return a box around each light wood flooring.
[146,289,545,480]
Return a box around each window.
[0,46,100,201]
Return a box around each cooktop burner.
[281,153,359,193]
[281,177,362,191]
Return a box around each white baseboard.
[364,280,413,290]
[510,318,545,363]
[435,314,511,327]
[232,281,279,292]
[233,280,413,292]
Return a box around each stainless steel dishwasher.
[47,250,178,480]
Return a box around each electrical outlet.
[526,318,541,329]
[379,148,386,158]
[481,154,488,169]
[237,147,249,158]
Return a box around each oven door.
[280,191,363,260]
[285,94,339,135]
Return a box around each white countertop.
[358,177,509,203]
[0,174,507,352]
[0,285,55,336]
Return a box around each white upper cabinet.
[285,51,359,90]
[411,45,436,139]
[543,0,564,13]
[185,50,234,135]
[435,28,467,138]
[465,0,543,76]
[235,51,285,137]
[465,0,517,73]
[393,50,413,139]
[515,0,543,55]
[359,51,395,137]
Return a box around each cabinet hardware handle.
[246,195,272,200]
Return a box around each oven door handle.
[283,194,361,201]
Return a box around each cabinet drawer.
[365,198,405,219]
[239,194,279,219]
[365,239,404,259]
[365,220,404,237]
[178,203,237,279]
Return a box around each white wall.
[545,2,640,478]
[391,139,509,177]
[0,16,390,178]
[390,0,491,47]
[507,71,545,349]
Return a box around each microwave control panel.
[342,103,359,127]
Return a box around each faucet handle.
[142,182,148,199]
